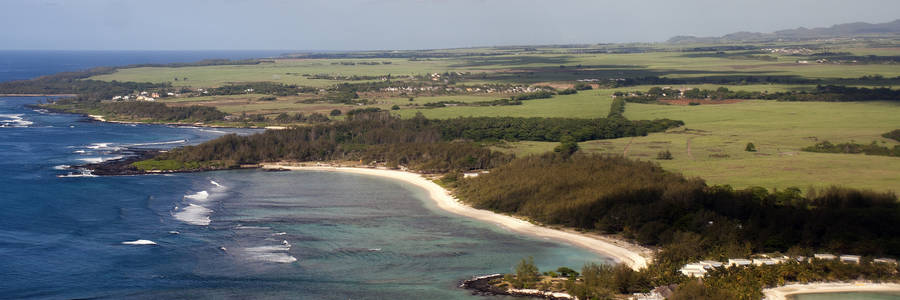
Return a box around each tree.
[515,257,539,288]
[554,135,579,156]
[745,142,757,152]
[330,109,342,116]
[657,150,673,160]
[391,105,400,110]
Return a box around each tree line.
[803,140,900,157]
[139,111,684,172]
[618,85,900,103]
[454,153,900,265]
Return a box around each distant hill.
[668,19,900,43]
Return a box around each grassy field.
[89,47,900,88]
[498,100,900,193]
[86,42,900,193]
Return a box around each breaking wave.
[184,191,209,201]
[173,204,212,226]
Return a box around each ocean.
[0,51,609,299]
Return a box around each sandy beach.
[262,163,652,270]
[763,282,900,299]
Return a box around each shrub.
[657,150,673,160]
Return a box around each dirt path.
[622,138,634,156]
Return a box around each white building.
[680,263,708,277]
[814,254,837,260]
[840,255,861,264]
[728,259,752,267]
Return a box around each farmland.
[74,41,900,193]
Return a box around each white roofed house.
[728,259,752,267]
[679,263,708,277]
[874,258,897,265]
[752,258,778,266]
[699,260,723,268]
[814,254,837,260]
[840,255,861,264]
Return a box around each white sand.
[763,282,900,299]
[263,164,651,270]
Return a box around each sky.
[1,0,898,51]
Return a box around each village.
[680,254,899,278]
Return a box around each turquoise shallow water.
[0,95,609,299]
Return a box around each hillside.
[668,19,900,43]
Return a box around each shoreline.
[763,282,900,300]
[261,163,652,270]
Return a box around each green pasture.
[500,100,900,193]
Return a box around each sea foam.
[242,244,297,263]
[77,156,123,164]
[0,114,33,128]
[125,139,187,147]
[122,239,157,245]
[173,204,212,226]
[184,191,210,201]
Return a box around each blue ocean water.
[0,50,287,82]
[0,52,610,299]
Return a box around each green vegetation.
[131,159,205,171]
[8,34,900,300]
[47,99,225,123]
[499,255,900,300]
[884,129,900,142]
[619,85,900,104]
[803,140,900,157]
[745,142,757,152]
[456,154,900,260]
[137,111,680,172]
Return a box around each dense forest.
[148,112,514,172]
[140,111,682,172]
[431,116,682,142]
[454,153,900,264]
[47,99,226,123]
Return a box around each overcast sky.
[1,0,898,50]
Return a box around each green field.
[86,42,900,193]
[499,100,900,192]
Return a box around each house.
[840,255,861,264]
[814,254,837,260]
[752,258,778,266]
[679,263,707,277]
[728,259,752,267]
[874,258,898,265]
[699,260,723,268]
